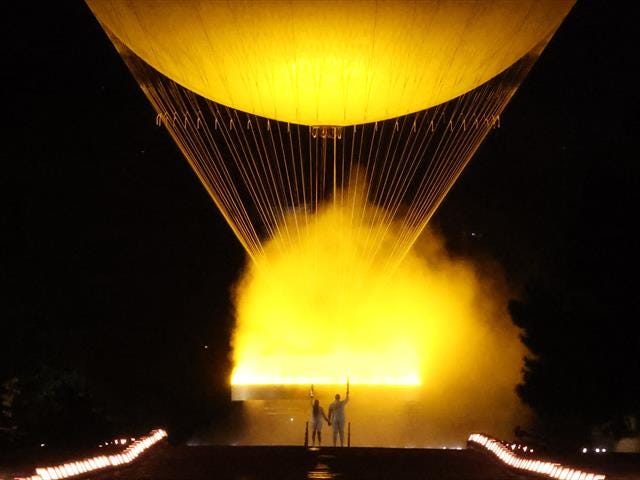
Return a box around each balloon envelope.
[87,0,573,126]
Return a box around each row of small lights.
[40,438,133,449]
[509,443,534,453]
[583,447,607,454]
[468,433,606,480]
[14,429,167,480]
[99,438,135,448]
[506,442,607,456]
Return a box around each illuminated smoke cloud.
[231,192,529,446]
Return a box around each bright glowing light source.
[18,429,167,480]
[230,205,529,391]
[468,434,607,480]
[595,448,600,453]
[582,448,587,453]
[86,1,573,126]
[231,204,480,386]
[231,374,421,386]
[231,201,434,387]
[40,443,45,447]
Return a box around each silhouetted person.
[309,398,329,446]
[328,391,349,446]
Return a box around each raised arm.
[345,380,350,403]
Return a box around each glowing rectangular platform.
[231,384,419,401]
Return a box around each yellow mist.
[229,194,528,445]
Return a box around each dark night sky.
[2,1,638,437]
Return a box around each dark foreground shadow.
[82,445,521,480]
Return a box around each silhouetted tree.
[510,278,639,448]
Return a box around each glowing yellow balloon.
[86,0,573,126]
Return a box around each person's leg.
[332,426,338,446]
[339,426,344,447]
[318,430,322,446]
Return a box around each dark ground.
[49,446,519,480]
[6,445,640,480]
